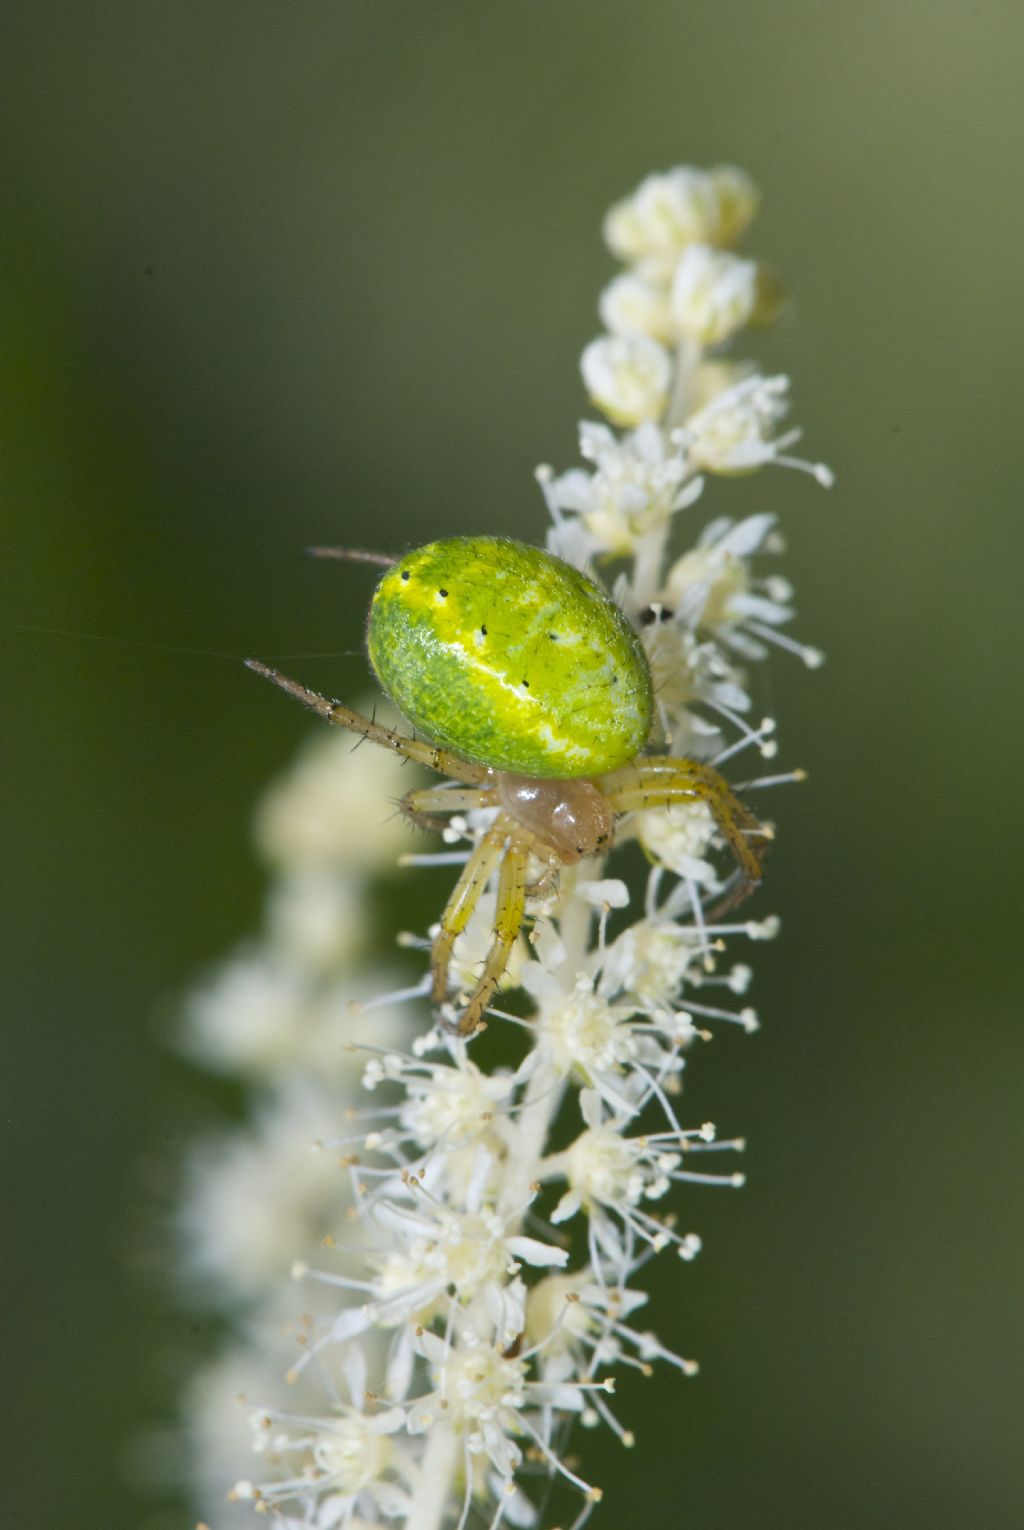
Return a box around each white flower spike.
[177,164,828,1530]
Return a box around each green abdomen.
[366,537,652,779]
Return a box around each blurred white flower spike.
[178,166,829,1529]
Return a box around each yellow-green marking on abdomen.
[366,537,652,779]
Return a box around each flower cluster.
[174,720,424,1511]
[176,166,827,1530]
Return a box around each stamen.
[733,767,807,790]
[744,618,825,668]
[710,715,778,765]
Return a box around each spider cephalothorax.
[248,536,769,1035]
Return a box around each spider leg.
[400,785,498,834]
[429,819,510,1010]
[600,756,772,893]
[245,660,489,783]
[305,546,395,567]
[455,831,530,1037]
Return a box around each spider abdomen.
[367,536,652,779]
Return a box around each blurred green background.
[3,2,1022,1526]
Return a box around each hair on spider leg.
[346,700,380,754]
[343,700,377,752]
[389,796,458,836]
[382,797,415,825]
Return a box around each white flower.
[599,270,673,342]
[400,1055,515,1153]
[707,164,762,246]
[177,1087,350,1304]
[524,1272,600,1364]
[256,718,421,872]
[517,925,692,1119]
[600,913,705,1014]
[409,1332,529,1482]
[541,420,702,559]
[666,512,777,626]
[639,618,750,756]
[357,1047,519,1209]
[181,949,312,1078]
[633,798,718,884]
[685,371,836,483]
[181,949,411,1080]
[670,244,759,347]
[547,1093,733,1275]
[529,970,640,1084]
[233,1388,413,1525]
[266,869,369,971]
[554,1108,671,1225]
[581,334,671,426]
[312,1404,406,1496]
[181,1342,303,1512]
[355,1190,568,1333]
[664,512,824,668]
[691,357,758,406]
[604,165,759,274]
[408,1319,603,1499]
[526,1273,698,1387]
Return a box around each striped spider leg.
[598,756,773,902]
[246,661,536,1036]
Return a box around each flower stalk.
[176,163,829,1529]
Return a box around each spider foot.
[434,998,488,1039]
[400,803,457,835]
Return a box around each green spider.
[248,536,769,1036]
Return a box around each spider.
[248,536,770,1037]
